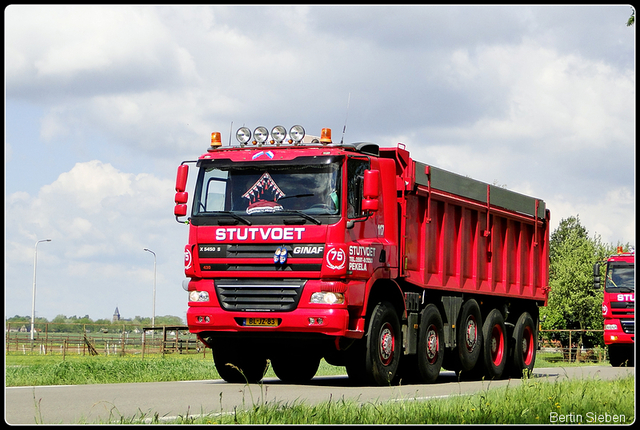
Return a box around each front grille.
[199,243,323,272]
[215,279,306,312]
[620,319,634,334]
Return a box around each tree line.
[6,314,185,333]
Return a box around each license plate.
[245,318,278,327]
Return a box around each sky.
[4,5,636,322]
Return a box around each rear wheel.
[416,304,445,383]
[457,299,482,372]
[480,309,507,379]
[511,311,536,377]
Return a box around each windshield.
[192,156,341,224]
[605,262,635,292]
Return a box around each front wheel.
[608,344,634,367]
[212,342,268,383]
[272,353,321,383]
[355,301,401,385]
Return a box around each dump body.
[402,158,549,302]
[176,127,550,385]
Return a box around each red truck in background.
[174,125,550,385]
[594,248,635,367]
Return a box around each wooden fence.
[5,322,204,357]
[5,323,608,363]
[538,329,607,363]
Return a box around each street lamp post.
[143,248,157,329]
[31,239,52,341]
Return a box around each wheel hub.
[379,325,394,365]
[465,318,477,351]
[426,327,438,362]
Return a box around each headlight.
[310,292,345,305]
[289,125,305,144]
[236,127,251,145]
[253,126,269,144]
[271,125,287,144]
[189,290,209,302]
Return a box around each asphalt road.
[5,366,634,424]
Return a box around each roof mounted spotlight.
[236,127,251,146]
[271,125,287,145]
[289,125,305,145]
[253,126,269,146]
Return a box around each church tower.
[112,306,121,323]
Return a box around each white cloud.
[6,5,200,100]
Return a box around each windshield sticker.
[242,172,286,214]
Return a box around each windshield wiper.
[208,211,252,225]
[278,210,321,225]
[278,193,314,201]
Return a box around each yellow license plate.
[245,318,278,327]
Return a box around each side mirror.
[363,169,380,199]
[176,164,189,192]
[175,192,188,204]
[362,198,379,212]
[593,263,601,289]
[362,169,380,213]
[174,204,188,217]
[175,164,189,222]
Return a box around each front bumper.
[603,318,635,345]
[187,305,351,337]
[186,278,355,338]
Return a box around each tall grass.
[104,375,635,425]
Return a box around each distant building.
[112,307,121,323]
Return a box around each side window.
[347,158,369,218]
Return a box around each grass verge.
[5,351,606,387]
[4,353,344,387]
[99,375,634,424]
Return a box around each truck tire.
[344,339,368,384]
[212,343,267,383]
[608,344,634,367]
[511,311,536,377]
[480,309,507,379]
[457,299,482,372]
[416,304,445,383]
[272,353,321,383]
[354,301,401,385]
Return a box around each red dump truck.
[594,248,635,366]
[174,125,550,385]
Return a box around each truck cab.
[595,248,635,366]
